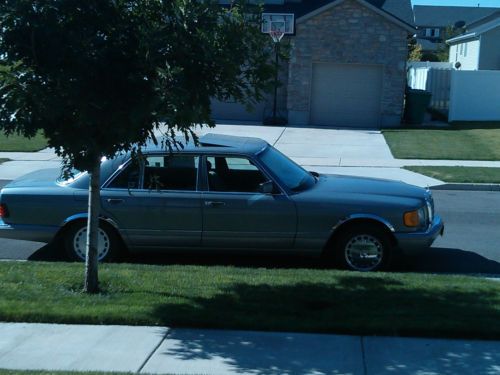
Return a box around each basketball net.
[269,30,284,43]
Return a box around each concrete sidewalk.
[0,322,499,375]
[1,124,500,186]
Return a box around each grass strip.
[1,262,500,340]
[0,132,48,152]
[406,166,500,183]
[383,123,500,160]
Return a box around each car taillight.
[0,203,9,218]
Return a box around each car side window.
[206,156,268,193]
[144,154,199,191]
[107,160,141,189]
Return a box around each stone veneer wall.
[287,0,409,127]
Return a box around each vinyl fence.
[407,64,452,111]
[448,70,500,122]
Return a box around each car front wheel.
[335,224,392,272]
[64,221,119,262]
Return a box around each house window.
[425,28,440,38]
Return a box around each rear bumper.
[0,219,58,243]
[394,215,444,256]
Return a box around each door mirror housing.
[258,181,274,194]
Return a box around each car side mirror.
[258,181,274,194]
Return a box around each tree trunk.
[84,156,101,293]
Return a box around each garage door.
[211,98,267,122]
[310,63,383,128]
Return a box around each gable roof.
[263,0,414,28]
[414,5,500,28]
[447,13,500,44]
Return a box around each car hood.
[308,174,428,201]
[298,175,429,205]
[2,168,63,189]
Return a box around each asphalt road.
[0,178,499,275]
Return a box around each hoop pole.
[273,42,279,121]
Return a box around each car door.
[100,153,202,249]
[201,155,297,249]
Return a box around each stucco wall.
[287,0,409,127]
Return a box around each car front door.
[100,153,202,249]
[201,155,297,249]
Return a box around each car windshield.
[259,146,315,192]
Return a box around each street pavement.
[1,322,499,375]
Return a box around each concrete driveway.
[0,123,442,186]
[196,124,442,187]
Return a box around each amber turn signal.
[404,210,419,227]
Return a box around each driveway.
[196,124,442,187]
[0,123,441,186]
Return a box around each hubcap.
[344,234,383,271]
[73,227,110,261]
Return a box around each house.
[212,0,415,129]
[413,5,500,53]
[447,11,500,71]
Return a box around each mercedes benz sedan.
[0,134,444,271]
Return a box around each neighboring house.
[447,11,500,71]
[212,0,415,129]
[413,5,500,53]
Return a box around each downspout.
[477,35,482,70]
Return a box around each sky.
[411,0,500,7]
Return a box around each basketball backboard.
[261,13,295,34]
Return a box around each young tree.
[0,0,275,293]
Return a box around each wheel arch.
[54,213,126,249]
[323,215,397,255]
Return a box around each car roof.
[143,133,269,155]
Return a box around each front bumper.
[0,219,59,243]
[394,215,444,256]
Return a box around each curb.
[431,183,500,192]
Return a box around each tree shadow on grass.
[145,275,500,375]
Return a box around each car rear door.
[201,155,297,249]
[101,153,202,249]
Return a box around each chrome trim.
[333,214,396,233]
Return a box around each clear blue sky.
[411,0,500,7]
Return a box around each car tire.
[334,224,392,272]
[64,221,119,262]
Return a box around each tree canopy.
[0,0,275,171]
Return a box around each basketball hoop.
[269,30,284,43]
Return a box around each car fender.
[332,213,396,234]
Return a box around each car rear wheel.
[334,224,392,272]
[64,221,119,262]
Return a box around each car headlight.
[404,206,427,228]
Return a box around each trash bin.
[404,89,432,125]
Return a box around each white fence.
[449,70,500,122]
[407,66,452,111]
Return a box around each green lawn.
[406,166,500,184]
[1,262,500,340]
[383,122,500,160]
[0,132,48,152]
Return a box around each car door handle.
[204,201,226,208]
[106,198,124,205]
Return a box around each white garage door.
[211,98,267,122]
[310,63,383,128]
